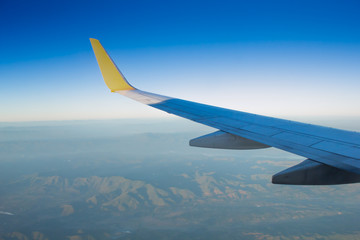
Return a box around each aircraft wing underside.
[90,38,360,185]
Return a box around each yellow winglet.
[90,38,135,91]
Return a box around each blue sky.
[1,0,360,122]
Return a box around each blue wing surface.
[90,38,360,185]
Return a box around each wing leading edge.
[90,38,360,185]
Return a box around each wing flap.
[272,132,322,146]
[311,141,360,160]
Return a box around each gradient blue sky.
[1,0,360,122]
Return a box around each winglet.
[90,38,135,91]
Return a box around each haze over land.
[1,119,360,240]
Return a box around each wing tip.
[89,38,101,45]
[90,38,135,91]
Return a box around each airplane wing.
[90,38,360,185]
